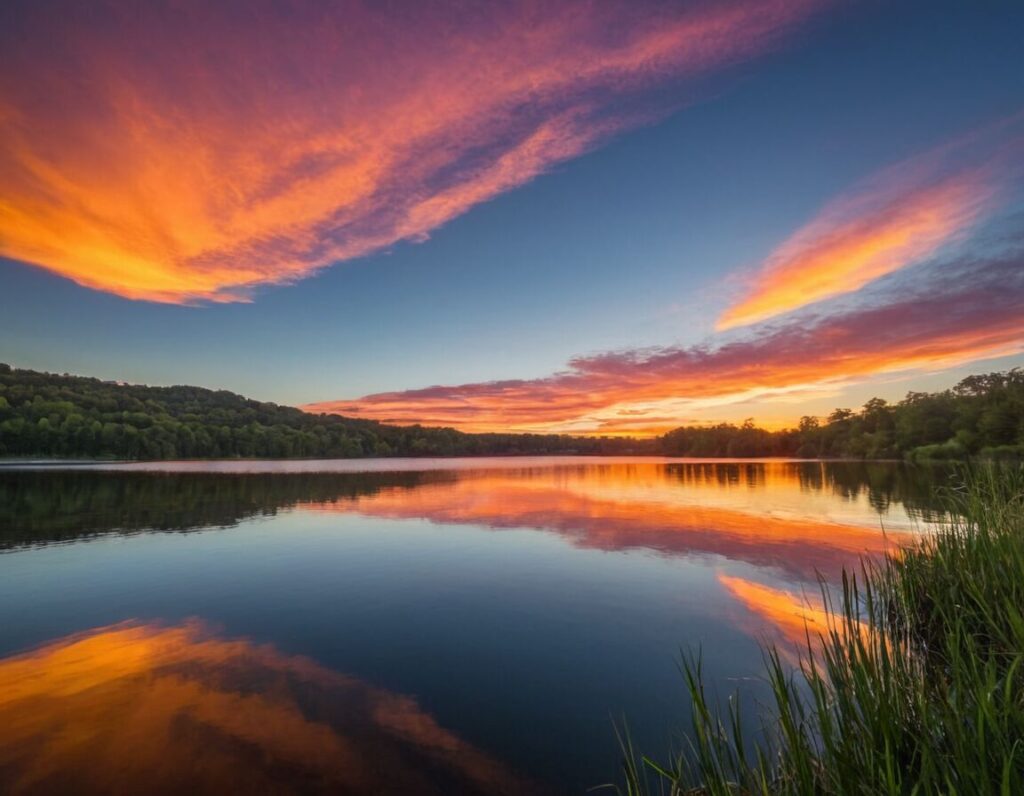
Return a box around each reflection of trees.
[0,621,538,795]
[795,462,951,523]
[0,471,454,548]
[0,463,947,552]
[664,462,767,489]
[664,462,947,522]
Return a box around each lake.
[0,457,946,794]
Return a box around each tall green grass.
[613,466,1024,795]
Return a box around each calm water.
[0,458,946,794]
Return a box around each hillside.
[0,365,650,459]
[1,364,1021,461]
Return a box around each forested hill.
[0,364,650,459]
[659,369,1024,461]
[0,364,1021,461]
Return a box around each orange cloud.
[716,120,1024,331]
[0,621,537,795]
[306,252,1024,434]
[716,174,994,330]
[0,0,822,303]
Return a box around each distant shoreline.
[3,364,1021,462]
[0,450,913,469]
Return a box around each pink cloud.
[0,0,823,303]
[306,253,1024,433]
[717,119,1024,330]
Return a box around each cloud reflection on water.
[303,463,921,580]
[0,620,538,795]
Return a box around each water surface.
[0,458,945,793]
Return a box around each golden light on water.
[298,463,911,579]
[0,621,536,795]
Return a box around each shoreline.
[0,454,908,470]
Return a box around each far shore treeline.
[0,364,1022,461]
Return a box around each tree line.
[1,363,1021,461]
[0,364,650,459]
[660,369,1024,460]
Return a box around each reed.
[613,466,1024,795]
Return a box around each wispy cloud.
[0,0,823,303]
[716,120,1024,330]
[306,251,1024,434]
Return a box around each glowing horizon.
[302,116,1024,435]
[306,245,1024,435]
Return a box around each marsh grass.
[612,466,1024,795]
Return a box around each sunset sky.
[2,0,1023,435]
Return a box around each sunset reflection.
[718,573,870,658]
[302,463,913,580]
[719,574,831,646]
[0,622,535,795]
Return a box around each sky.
[1,0,1023,436]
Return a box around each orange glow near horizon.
[0,0,821,304]
[716,172,995,330]
[303,116,1024,436]
[0,621,534,794]
[305,259,1024,435]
